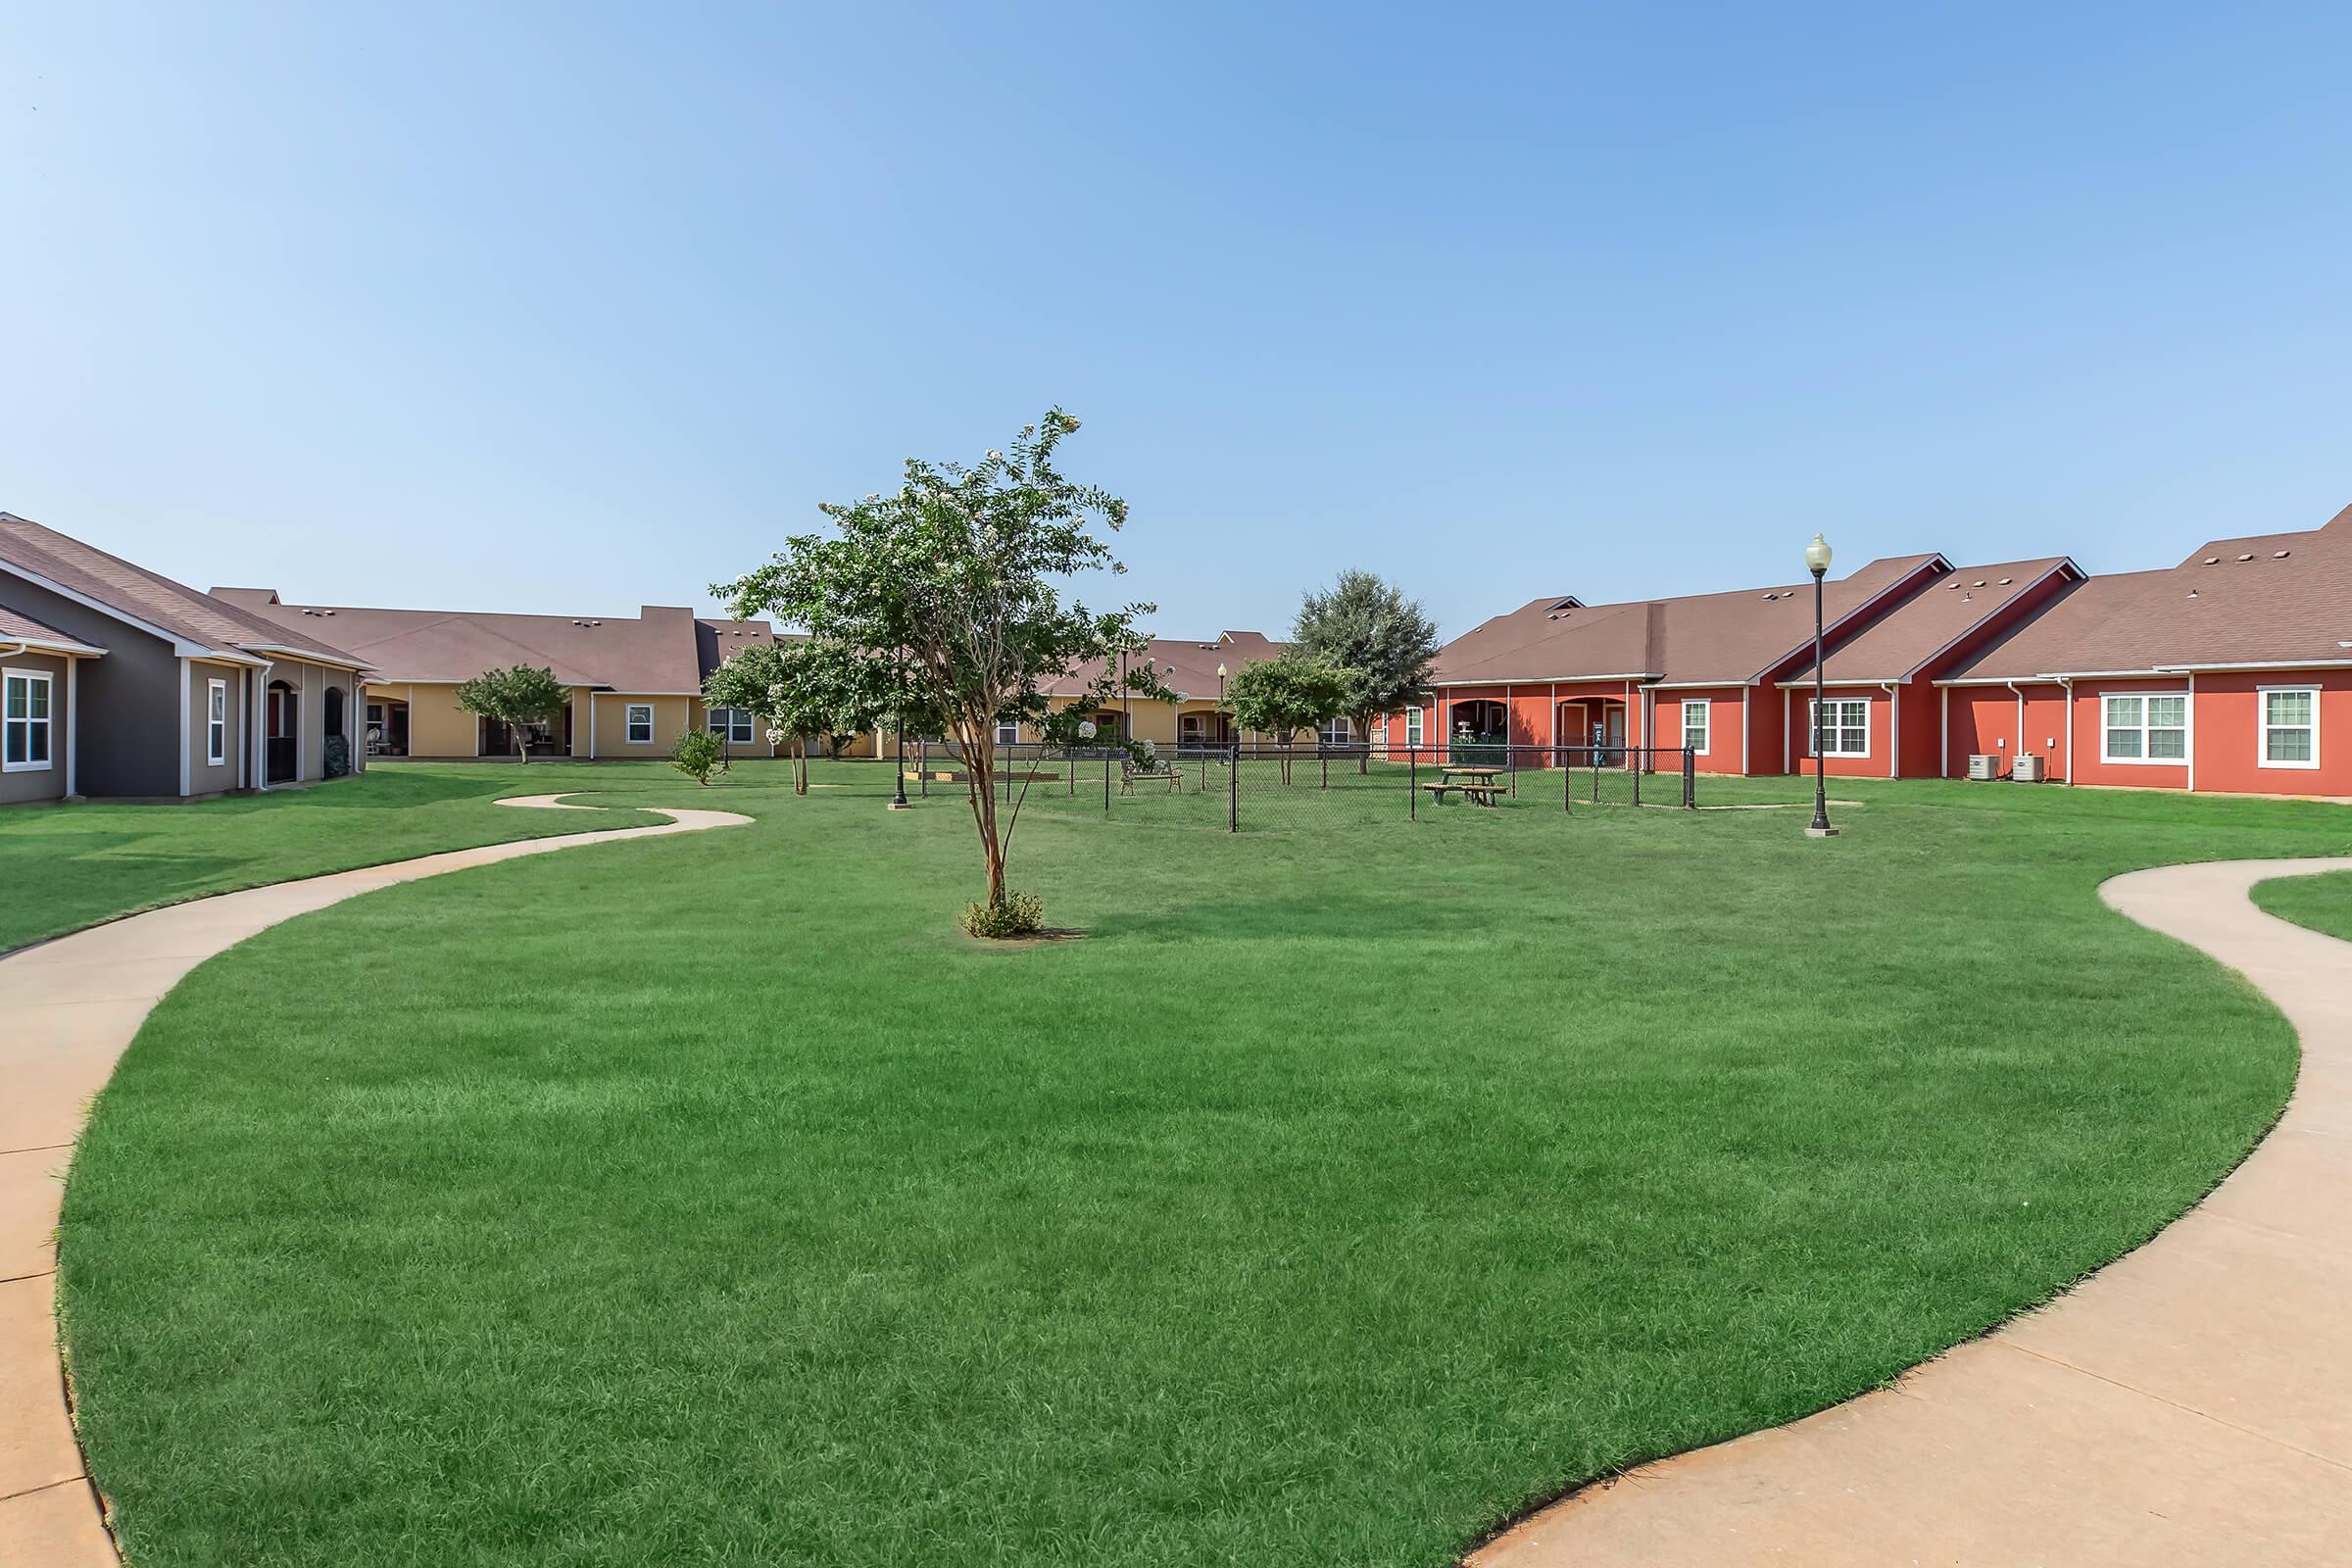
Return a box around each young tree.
[453,664,570,763]
[1223,652,1355,783]
[670,728,724,786]
[718,410,1165,927]
[704,639,893,795]
[1293,569,1441,770]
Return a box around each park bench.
[1421,767,1504,806]
[1120,759,1184,794]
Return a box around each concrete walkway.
[1475,856,2352,1567]
[0,797,750,1567]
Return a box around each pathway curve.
[0,796,751,1567]
[1474,856,2352,1567]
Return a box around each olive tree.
[719,409,1165,928]
[1292,569,1441,770]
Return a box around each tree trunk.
[514,725,527,764]
[966,725,1007,907]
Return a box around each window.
[1682,699,1710,754]
[1317,716,1352,747]
[206,678,227,765]
[2102,693,2187,763]
[3,668,52,772]
[1806,698,1869,758]
[709,707,756,744]
[625,703,654,744]
[1404,706,1424,748]
[2260,686,2319,769]
[996,719,1020,745]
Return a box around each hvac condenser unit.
[1967,753,2001,781]
[2013,755,2047,783]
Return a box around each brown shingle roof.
[695,617,796,681]
[1781,558,2078,684]
[211,591,709,692]
[1945,509,2352,680]
[1045,630,1289,700]
[1433,555,1948,688]
[0,603,108,656]
[0,514,366,666]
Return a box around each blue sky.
[6,2,2349,640]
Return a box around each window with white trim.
[625,703,655,744]
[1404,707,1423,748]
[996,719,1020,745]
[3,668,53,772]
[206,678,227,764]
[708,707,756,744]
[2102,693,2186,763]
[1806,698,1868,758]
[1317,715,1352,747]
[1682,699,1710,754]
[2260,686,2318,769]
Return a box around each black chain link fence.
[890,738,1696,831]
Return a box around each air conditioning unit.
[2013,755,2047,783]
[1967,753,2001,781]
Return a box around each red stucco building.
[1388,503,2352,798]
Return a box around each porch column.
[65,658,78,796]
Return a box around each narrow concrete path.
[0,796,750,1567]
[1474,856,2352,1567]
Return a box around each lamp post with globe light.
[1805,532,1837,838]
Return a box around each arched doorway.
[266,680,299,783]
[1449,699,1508,740]
[1556,698,1627,765]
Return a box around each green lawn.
[2251,867,2352,942]
[0,764,661,953]
[55,762,2352,1566]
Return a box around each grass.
[55,760,2352,1566]
[2251,867,2352,942]
[0,763,662,953]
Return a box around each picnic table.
[1423,764,1506,806]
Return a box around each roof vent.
[2238,554,2255,563]
[2275,550,2290,559]
[321,609,334,615]
[1973,580,1986,587]
[1961,592,1973,603]
[2204,557,2220,564]
[1997,578,2013,586]
[2187,588,2199,599]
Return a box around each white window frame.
[1404,706,1424,748]
[1317,715,1352,747]
[625,703,655,744]
[206,677,227,765]
[1682,699,1710,755]
[995,719,1020,745]
[3,667,54,773]
[2100,691,2188,765]
[1806,697,1869,759]
[2258,685,2320,770]
[708,707,756,745]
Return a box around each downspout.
[1884,682,1901,779]
[2007,681,2028,780]
[2058,677,2074,783]
[65,656,78,797]
[177,656,192,798]
[2186,671,2197,794]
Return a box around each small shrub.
[958,890,1046,939]
[323,735,352,779]
[671,729,725,786]
[1124,737,1158,771]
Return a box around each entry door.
[267,686,298,782]
[1592,706,1626,765]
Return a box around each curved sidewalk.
[0,796,750,1567]
[1476,856,2352,1567]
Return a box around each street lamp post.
[1805,532,1837,838]
[889,649,910,810]
[1216,662,1228,745]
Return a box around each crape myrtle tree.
[452,663,570,762]
[702,639,891,796]
[1223,651,1356,783]
[1292,568,1441,770]
[719,410,1167,927]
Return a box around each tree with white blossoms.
[703,639,891,796]
[1293,569,1441,772]
[718,410,1166,931]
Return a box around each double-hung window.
[3,668,52,771]
[995,719,1020,745]
[625,703,655,744]
[2102,693,2186,763]
[206,678,227,765]
[708,708,755,744]
[1317,716,1352,747]
[2260,687,2319,769]
[1404,707,1424,748]
[1806,698,1868,758]
[1682,699,1710,754]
